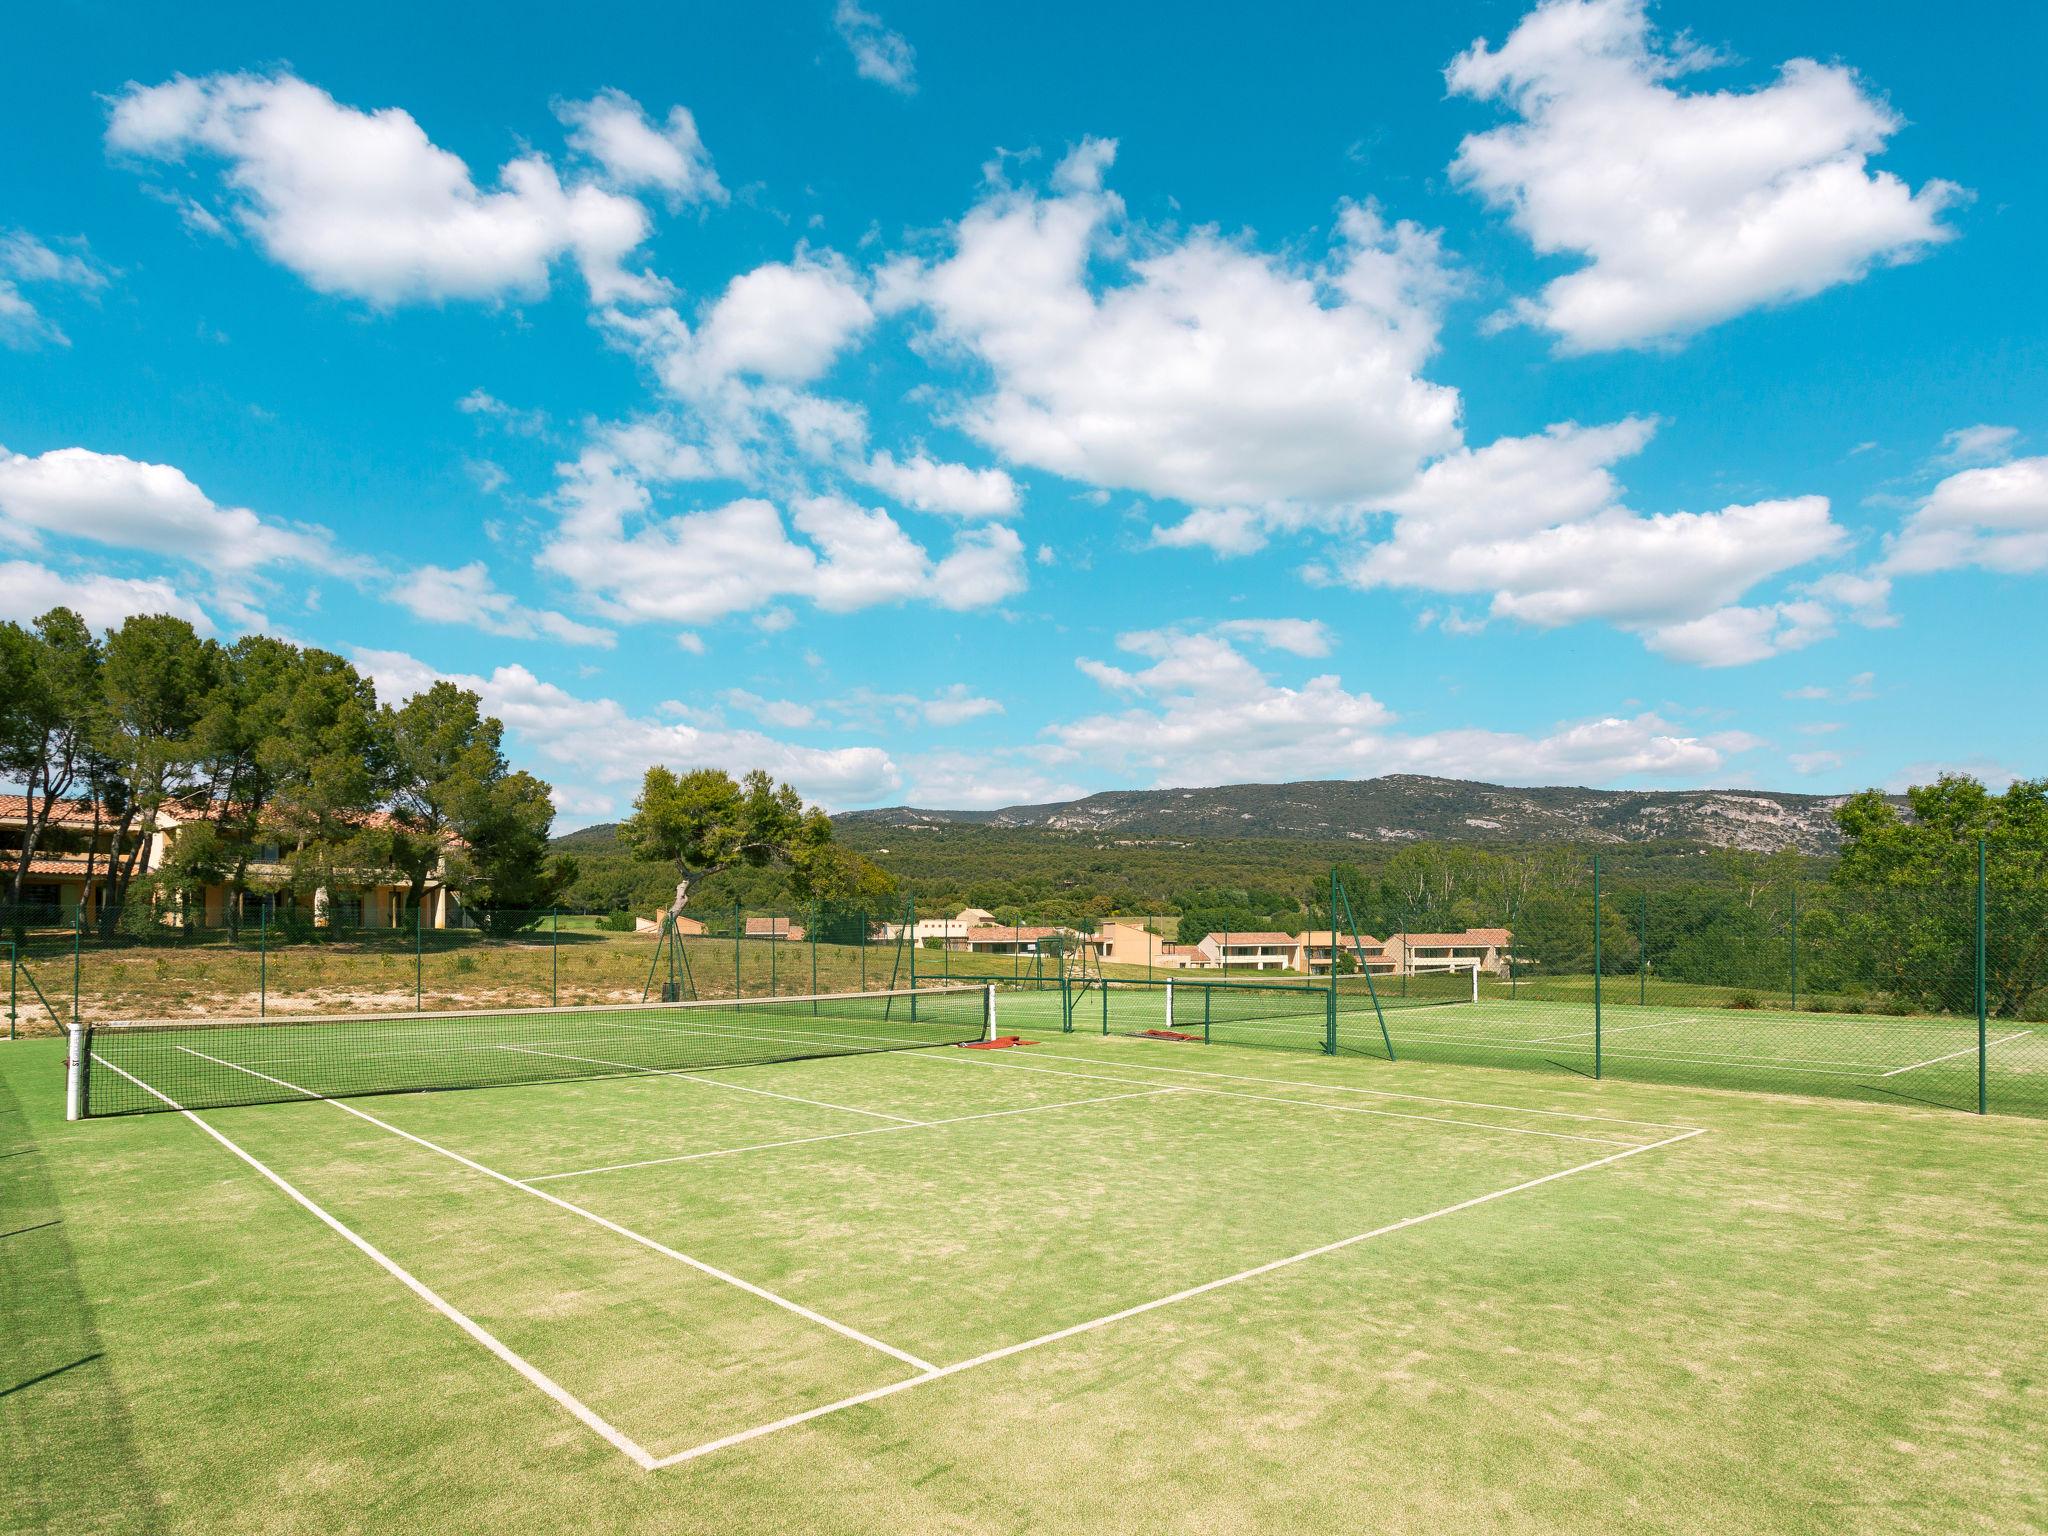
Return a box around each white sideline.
[89,1053,659,1470]
[900,1050,1645,1148]
[525,1087,1187,1183]
[1878,1031,2032,1077]
[172,1046,938,1374]
[646,1124,1709,1469]
[496,1044,922,1123]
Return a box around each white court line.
[525,1087,1187,1183]
[89,1053,658,1469]
[594,1009,1693,1132]
[496,1044,922,1123]
[648,1124,1709,1469]
[1879,1031,2032,1077]
[172,1046,937,1374]
[1523,1017,1696,1045]
[899,1052,1639,1148]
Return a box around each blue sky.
[2,0,2042,825]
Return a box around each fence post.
[810,902,819,1008]
[1788,887,1799,1012]
[860,908,868,992]
[733,901,742,1000]
[8,939,16,1040]
[259,899,268,1018]
[1977,838,1988,1116]
[552,907,559,1007]
[1639,889,1648,1006]
[71,907,82,1024]
[769,908,778,997]
[1592,857,1603,1079]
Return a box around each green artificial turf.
[4,1008,2044,1534]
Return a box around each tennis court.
[56,985,1701,1471]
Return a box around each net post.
[66,1023,89,1120]
[1469,963,1479,1004]
[1164,980,1173,1033]
[985,983,997,1042]
[1977,838,1988,1116]
[1592,856,1603,1080]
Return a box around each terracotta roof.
[0,796,109,827]
[963,925,1062,942]
[1204,931,1295,946]
[1394,929,1512,947]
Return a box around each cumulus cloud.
[1448,0,1960,351]
[1933,424,2019,468]
[388,561,615,647]
[690,255,873,384]
[106,72,664,305]
[356,647,904,807]
[900,142,1461,520]
[0,558,215,632]
[0,443,348,576]
[0,231,110,348]
[1336,420,1848,663]
[1212,618,1334,657]
[542,438,1026,627]
[834,1,917,93]
[1883,455,2048,575]
[1054,624,1760,786]
[854,450,1020,518]
[556,89,723,207]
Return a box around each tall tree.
[0,608,106,908]
[377,682,506,914]
[623,767,819,916]
[446,770,572,933]
[97,616,216,923]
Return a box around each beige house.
[0,796,463,929]
[946,923,1069,957]
[744,916,807,942]
[1193,931,1297,972]
[1083,919,1200,971]
[874,907,995,944]
[1380,928,1514,977]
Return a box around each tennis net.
[68,984,993,1118]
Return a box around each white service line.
[524,1087,1187,1183]
[90,1053,658,1470]
[899,1049,1647,1147]
[647,1124,1710,1469]
[587,1009,1695,1132]
[496,1044,922,1123]
[171,1045,937,1374]
[1878,1031,2032,1077]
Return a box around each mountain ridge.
[828,773,1890,855]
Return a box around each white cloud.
[1448,0,1960,351]
[902,143,1461,514]
[723,689,818,729]
[1150,507,1270,557]
[692,255,873,383]
[459,389,549,437]
[556,89,724,207]
[921,683,1004,726]
[0,231,110,349]
[902,750,1084,810]
[388,561,614,647]
[0,558,215,632]
[1884,456,2048,575]
[543,444,1026,627]
[855,450,1019,517]
[1054,625,1758,787]
[107,72,661,305]
[834,0,917,94]
[1788,751,1843,776]
[0,444,347,576]
[356,648,903,808]
[1337,420,1847,661]
[1212,618,1334,657]
[1933,424,2018,468]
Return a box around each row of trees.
[0,608,567,932]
